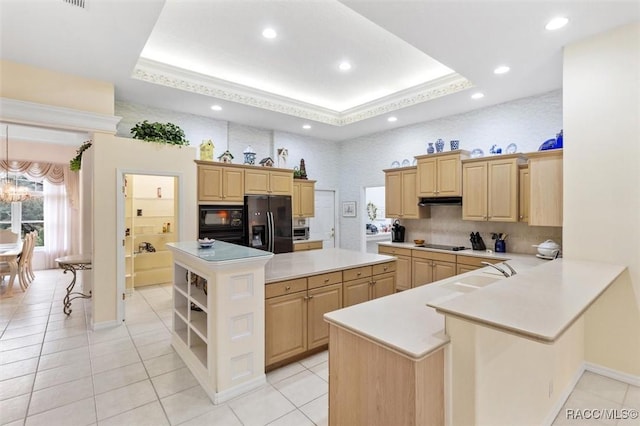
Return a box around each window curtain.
[43,178,72,268]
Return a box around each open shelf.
[190,309,208,341]
[174,265,188,294]
[174,312,188,345]
[190,283,208,311]
[174,290,188,319]
[190,335,208,369]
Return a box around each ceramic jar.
[450,140,460,150]
[435,139,445,152]
[427,143,435,154]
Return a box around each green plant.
[130,120,190,146]
[70,141,92,171]
[367,202,378,222]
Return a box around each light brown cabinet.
[456,254,500,274]
[415,151,469,197]
[197,163,244,202]
[528,150,563,227]
[293,179,315,218]
[293,240,323,252]
[519,165,530,222]
[411,250,456,287]
[245,168,293,195]
[462,155,525,222]
[265,273,342,367]
[384,167,428,219]
[377,246,411,291]
[343,262,396,307]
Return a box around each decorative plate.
[390,161,400,168]
[401,159,410,167]
[470,148,484,158]
[506,143,517,154]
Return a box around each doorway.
[118,172,178,321]
[308,189,337,248]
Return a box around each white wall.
[563,23,640,376]
[337,90,563,251]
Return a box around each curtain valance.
[0,160,65,184]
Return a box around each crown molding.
[0,98,122,134]
[132,59,472,126]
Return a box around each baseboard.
[91,319,120,331]
[541,364,586,426]
[213,375,267,404]
[585,361,640,386]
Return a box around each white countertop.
[167,241,272,262]
[265,248,395,283]
[378,241,540,264]
[428,259,626,343]
[324,254,625,360]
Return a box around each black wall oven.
[198,205,245,245]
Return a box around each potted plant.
[70,140,92,171]
[130,120,190,146]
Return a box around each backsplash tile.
[402,206,562,255]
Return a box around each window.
[0,173,44,246]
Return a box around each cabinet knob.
[285,286,291,291]
[383,266,388,271]
[357,272,361,276]
[519,215,523,219]
[324,278,330,283]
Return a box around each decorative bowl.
[198,238,215,248]
[414,239,425,245]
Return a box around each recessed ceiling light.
[338,61,352,71]
[387,116,398,122]
[494,65,510,75]
[211,105,222,111]
[471,92,485,100]
[545,17,569,31]
[302,124,311,130]
[262,28,277,39]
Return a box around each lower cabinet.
[265,273,342,367]
[343,262,396,307]
[412,251,456,287]
[456,254,501,274]
[293,240,323,251]
[377,246,412,291]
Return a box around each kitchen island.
[166,241,273,404]
[324,256,626,425]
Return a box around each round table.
[55,254,92,315]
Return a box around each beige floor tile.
[25,396,96,426]
[28,376,94,416]
[41,334,88,355]
[143,351,185,377]
[89,336,135,357]
[0,332,44,352]
[5,315,49,329]
[576,371,629,404]
[177,404,243,426]
[268,409,314,426]
[0,343,41,365]
[98,400,169,426]
[151,366,198,398]
[43,325,87,342]
[228,384,296,426]
[91,347,141,375]
[309,361,328,382]
[300,393,328,426]
[272,370,328,407]
[624,385,640,409]
[131,328,171,347]
[0,357,39,381]
[0,373,34,401]
[94,379,157,420]
[0,393,30,424]
[37,346,90,371]
[0,323,47,340]
[87,325,130,345]
[135,339,175,361]
[93,362,149,395]
[267,362,306,384]
[160,385,217,425]
[33,358,91,390]
[559,388,622,426]
[299,350,328,369]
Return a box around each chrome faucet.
[481,261,511,278]
[502,262,517,276]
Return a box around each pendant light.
[0,125,31,203]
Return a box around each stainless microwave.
[293,226,309,241]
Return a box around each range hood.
[418,197,462,206]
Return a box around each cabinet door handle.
[372,281,377,285]
[304,295,314,300]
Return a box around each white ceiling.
[1,0,638,142]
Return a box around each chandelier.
[0,125,31,203]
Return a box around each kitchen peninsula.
[167,242,396,403]
[324,256,626,425]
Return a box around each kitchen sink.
[439,274,502,293]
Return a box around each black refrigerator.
[244,195,293,254]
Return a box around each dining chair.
[25,231,37,283]
[0,229,19,243]
[0,233,30,290]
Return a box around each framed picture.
[342,201,357,217]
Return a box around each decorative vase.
[427,143,435,154]
[450,140,460,150]
[555,129,563,149]
[435,139,445,152]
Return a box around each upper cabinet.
[197,162,244,202]
[384,167,428,219]
[245,168,293,195]
[415,151,470,197]
[528,150,563,227]
[462,154,526,222]
[293,179,316,218]
[519,165,530,223]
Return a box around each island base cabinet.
[265,292,307,366]
[343,277,371,307]
[328,324,444,426]
[307,283,342,349]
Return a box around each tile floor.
[1,269,638,425]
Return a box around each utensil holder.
[495,239,506,253]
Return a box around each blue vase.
[556,130,563,149]
[427,143,435,154]
[435,139,445,153]
[450,140,460,150]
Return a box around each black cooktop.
[415,244,468,251]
